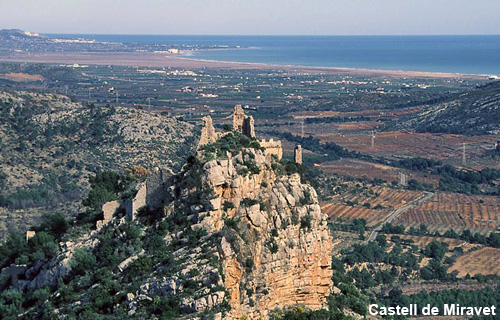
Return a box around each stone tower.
[242,116,255,138]
[198,116,217,148]
[233,105,246,133]
[294,145,303,164]
[232,104,255,138]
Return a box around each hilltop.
[0,130,343,319]
[390,81,500,135]
[0,29,44,40]
[0,90,196,238]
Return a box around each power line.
[462,142,467,166]
[301,118,304,138]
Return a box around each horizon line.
[44,32,500,37]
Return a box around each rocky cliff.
[201,147,333,318]
[137,140,333,318]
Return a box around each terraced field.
[322,203,391,227]
[322,187,423,227]
[394,192,500,235]
[336,186,423,209]
[448,247,500,277]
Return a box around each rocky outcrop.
[7,233,99,292]
[133,147,333,319]
[193,148,333,318]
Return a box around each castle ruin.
[199,104,283,160]
[260,138,283,160]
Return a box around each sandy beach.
[0,51,489,79]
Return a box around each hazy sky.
[1,0,499,35]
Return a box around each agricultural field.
[316,131,499,169]
[0,72,44,82]
[322,187,423,227]
[448,247,500,277]
[394,192,500,235]
[291,106,425,120]
[333,186,423,210]
[318,159,440,186]
[322,203,392,227]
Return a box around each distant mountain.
[391,81,500,135]
[0,29,45,40]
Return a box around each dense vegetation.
[0,159,228,319]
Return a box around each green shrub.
[268,238,279,254]
[300,214,312,231]
[70,247,97,276]
[245,258,254,273]
[34,211,69,239]
[299,189,313,206]
[223,201,235,211]
[240,197,258,207]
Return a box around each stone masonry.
[294,145,302,164]
[198,104,283,160]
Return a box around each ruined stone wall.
[97,168,174,227]
[242,116,255,138]
[294,145,303,164]
[233,104,246,133]
[125,183,146,221]
[260,138,283,160]
[97,200,121,229]
[232,105,255,139]
[145,167,173,208]
[197,116,217,148]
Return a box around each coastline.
[175,51,491,79]
[0,51,490,79]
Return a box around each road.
[367,191,435,242]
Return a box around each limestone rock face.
[199,148,333,319]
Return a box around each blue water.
[51,34,500,75]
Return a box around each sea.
[51,35,500,75]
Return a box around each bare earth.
[0,72,44,82]
[449,247,500,277]
[0,51,489,79]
